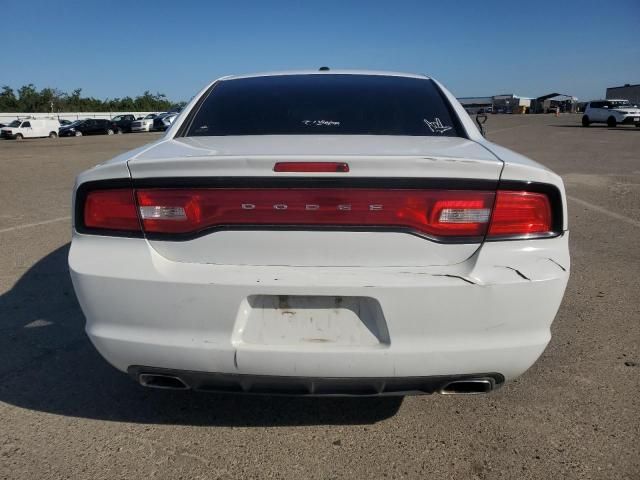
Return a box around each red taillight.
[136,188,495,237]
[274,162,349,173]
[83,189,140,231]
[488,191,552,237]
[81,186,556,240]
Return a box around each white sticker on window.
[302,120,341,127]
[423,118,452,134]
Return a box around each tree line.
[0,84,186,112]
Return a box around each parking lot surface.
[0,118,638,479]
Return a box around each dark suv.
[110,114,136,133]
[59,119,117,137]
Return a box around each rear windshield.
[183,74,463,137]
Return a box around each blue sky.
[3,0,639,102]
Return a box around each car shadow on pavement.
[0,244,402,426]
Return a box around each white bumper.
[618,113,640,124]
[69,234,569,382]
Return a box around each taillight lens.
[488,191,552,237]
[80,186,557,240]
[83,189,140,231]
[136,188,495,237]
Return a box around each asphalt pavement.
[0,117,638,479]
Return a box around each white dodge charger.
[69,70,570,395]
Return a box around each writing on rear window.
[302,120,341,127]
[184,74,462,137]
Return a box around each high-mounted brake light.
[274,162,349,173]
[83,189,140,231]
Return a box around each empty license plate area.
[233,295,390,347]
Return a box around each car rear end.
[159,113,177,130]
[69,72,570,395]
[616,108,640,126]
[0,128,16,139]
[59,126,74,137]
[152,116,165,131]
[130,119,146,132]
[110,119,125,133]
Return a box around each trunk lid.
[128,135,502,267]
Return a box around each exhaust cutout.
[439,378,494,395]
[139,373,189,390]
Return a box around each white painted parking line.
[568,196,640,228]
[0,216,71,234]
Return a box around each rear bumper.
[69,233,570,383]
[620,116,640,125]
[128,366,505,396]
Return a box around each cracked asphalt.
[0,116,638,479]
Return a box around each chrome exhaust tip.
[139,373,189,390]
[439,378,494,395]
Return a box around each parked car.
[69,71,570,396]
[131,113,161,132]
[59,119,73,126]
[582,99,640,127]
[1,118,60,139]
[59,119,117,137]
[110,114,137,133]
[152,112,178,131]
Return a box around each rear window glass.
[183,74,463,137]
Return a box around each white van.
[0,118,60,140]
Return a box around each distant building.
[531,93,578,113]
[459,92,582,114]
[457,96,493,114]
[492,94,532,114]
[457,94,532,114]
[606,84,640,105]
